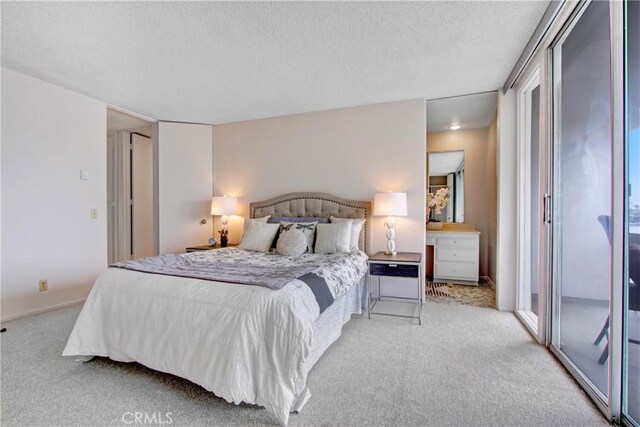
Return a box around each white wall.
[496,90,517,311]
[1,68,107,320]
[213,99,426,297]
[157,122,213,254]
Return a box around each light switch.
[90,209,98,219]
[80,169,89,180]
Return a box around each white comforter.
[63,248,367,425]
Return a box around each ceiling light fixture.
[449,124,461,130]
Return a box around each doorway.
[425,92,498,308]
[106,108,156,263]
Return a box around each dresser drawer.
[437,237,476,248]
[434,261,477,280]
[369,263,419,278]
[436,247,477,262]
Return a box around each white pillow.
[276,229,308,256]
[314,222,352,254]
[243,215,271,233]
[279,221,318,253]
[238,221,279,252]
[330,216,365,251]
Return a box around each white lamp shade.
[373,192,407,216]
[211,196,237,216]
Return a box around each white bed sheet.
[63,253,366,426]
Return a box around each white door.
[515,56,549,344]
[157,122,213,254]
[132,133,154,258]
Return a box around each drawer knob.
[389,264,397,267]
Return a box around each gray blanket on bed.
[111,254,320,290]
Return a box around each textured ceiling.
[427,91,498,132]
[1,1,548,125]
[107,108,154,132]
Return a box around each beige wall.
[486,119,498,282]
[213,99,426,297]
[2,68,108,320]
[427,125,497,279]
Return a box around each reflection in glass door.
[625,0,639,424]
[551,0,612,405]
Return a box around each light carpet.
[1,301,609,426]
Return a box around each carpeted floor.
[426,279,496,308]
[1,302,609,426]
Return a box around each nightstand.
[368,251,423,325]
[185,244,237,253]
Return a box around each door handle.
[543,193,552,225]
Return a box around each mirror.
[428,150,464,223]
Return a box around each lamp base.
[384,217,397,255]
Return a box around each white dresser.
[426,230,480,284]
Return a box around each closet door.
[157,122,213,254]
[550,0,613,411]
[516,57,548,343]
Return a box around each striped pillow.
[314,222,352,254]
[330,216,365,251]
[238,222,279,252]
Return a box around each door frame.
[515,57,548,345]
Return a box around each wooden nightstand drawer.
[369,263,419,278]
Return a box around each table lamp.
[373,192,407,255]
[211,196,237,247]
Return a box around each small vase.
[220,236,228,247]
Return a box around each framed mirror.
[427,150,464,223]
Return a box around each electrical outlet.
[38,279,48,292]
[90,208,98,219]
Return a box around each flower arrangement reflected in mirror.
[427,188,449,222]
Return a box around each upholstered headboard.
[249,192,371,252]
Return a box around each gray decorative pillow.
[279,221,318,253]
[276,229,308,256]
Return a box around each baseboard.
[1,298,86,323]
[481,275,496,287]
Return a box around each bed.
[63,192,370,426]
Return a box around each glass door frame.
[515,56,549,345]
[622,0,637,425]
[547,0,625,420]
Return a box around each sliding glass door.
[550,0,612,407]
[624,1,640,424]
